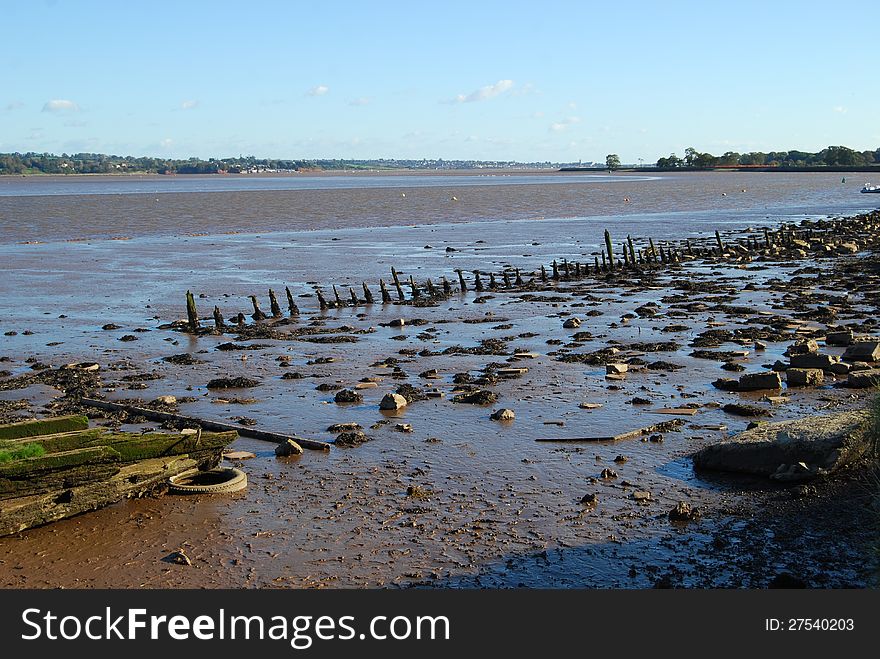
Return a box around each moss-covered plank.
[0,445,121,479]
[0,415,89,440]
[0,429,104,454]
[98,431,236,461]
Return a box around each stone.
[754,341,767,351]
[490,408,516,421]
[722,403,769,417]
[825,329,854,346]
[328,422,362,433]
[788,353,840,370]
[842,341,880,363]
[334,431,370,447]
[829,362,851,375]
[452,390,498,405]
[606,363,628,375]
[153,395,177,406]
[737,371,782,391]
[388,318,406,327]
[600,468,617,479]
[632,491,652,501]
[843,369,880,389]
[836,242,858,254]
[562,317,581,329]
[379,392,408,410]
[669,502,699,522]
[334,388,363,404]
[785,368,824,387]
[223,450,256,460]
[164,550,192,566]
[394,423,414,433]
[275,439,304,456]
[693,410,872,478]
[579,402,603,410]
[580,493,598,505]
[785,338,818,356]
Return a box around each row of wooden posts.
[182,220,858,334]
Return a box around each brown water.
[0,171,876,588]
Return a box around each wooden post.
[686,239,693,256]
[409,275,420,298]
[426,279,437,297]
[474,271,484,291]
[362,282,374,304]
[563,258,570,278]
[249,295,267,320]
[627,235,636,264]
[235,312,245,327]
[621,242,628,266]
[502,270,511,287]
[551,260,559,280]
[285,286,299,316]
[456,269,467,292]
[185,290,200,333]
[391,267,405,300]
[715,230,724,253]
[489,272,497,289]
[541,264,547,282]
[515,268,523,286]
[212,305,224,331]
[637,249,644,264]
[648,238,657,262]
[574,262,581,277]
[604,229,614,271]
[442,276,452,296]
[594,256,600,274]
[268,289,282,318]
[316,289,328,311]
[379,279,392,304]
[349,287,359,305]
[601,252,607,271]
[332,285,345,307]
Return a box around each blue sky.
[1,0,876,163]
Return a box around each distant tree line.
[655,145,880,169]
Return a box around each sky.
[1,0,877,163]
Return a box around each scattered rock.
[275,439,304,456]
[206,377,260,389]
[335,431,370,447]
[562,317,581,329]
[153,395,177,406]
[406,485,431,498]
[722,402,769,417]
[490,408,516,421]
[379,392,408,410]
[600,468,618,479]
[843,369,880,388]
[737,371,782,391]
[334,389,363,404]
[785,368,824,387]
[785,338,818,356]
[606,363,628,375]
[669,502,699,522]
[789,353,840,370]
[842,341,880,363]
[394,423,414,432]
[825,329,854,347]
[328,422,362,433]
[452,390,498,405]
[580,493,598,505]
[164,550,193,566]
[632,491,652,502]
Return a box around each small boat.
[860,183,880,193]
[0,415,237,536]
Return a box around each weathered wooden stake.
[648,238,657,262]
[362,282,374,304]
[235,312,245,326]
[540,264,547,282]
[563,259,571,278]
[379,279,392,303]
[212,306,224,331]
[285,287,299,316]
[391,267,405,300]
[456,269,467,292]
[316,289,328,310]
[627,236,636,264]
[551,260,559,280]
[686,239,693,256]
[349,287,359,305]
[249,295,267,320]
[409,275,420,298]
[268,289,282,318]
[442,277,452,296]
[515,268,523,286]
[185,290,200,332]
[332,285,345,307]
[474,271,484,291]
[594,256,600,274]
[426,279,437,297]
[502,270,511,287]
[604,229,614,271]
[715,230,724,253]
[489,272,497,289]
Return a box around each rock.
[101,323,121,330]
[630,396,652,405]
[669,502,699,522]
[579,402,603,410]
[600,468,617,479]
[388,318,406,328]
[712,378,740,391]
[223,450,256,460]
[825,329,854,346]
[789,353,840,370]
[737,371,782,391]
[754,341,767,351]
[722,403,769,417]
[836,242,858,254]
[606,363,628,375]
[580,493,598,505]
[153,395,177,406]
[842,341,880,363]
[335,431,370,447]
[562,317,581,329]
[829,362,851,375]
[613,455,628,463]
[406,485,431,498]
[334,388,363,404]
[490,408,516,421]
[785,338,818,356]
[206,377,260,389]
[275,439,303,456]
[394,423,414,433]
[785,368,824,387]
[843,369,880,389]
[632,491,652,501]
[379,392,408,410]
[693,410,872,478]
[328,422,362,433]
[452,390,498,405]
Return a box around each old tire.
[168,467,247,494]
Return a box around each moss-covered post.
[604,229,614,271]
[185,291,200,333]
[648,238,657,262]
[332,285,344,307]
[426,279,437,297]
[502,270,511,288]
[627,236,636,264]
[268,289,282,318]
[541,264,547,282]
[489,272,497,289]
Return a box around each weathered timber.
[391,267,405,300]
[362,282,374,304]
[212,306,225,331]
[250,295,267,320]
[0,415,88,441]
[185,290,200,332]
[79,398,331,451]
[285,286,300,316]
[536,419,685,443]
[379,279,392,303]
[604,229,614,271]
[268,289,282,318]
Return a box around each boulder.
[842,341,880,363]
[334,389,363,404]
[379,392,408,410]
[843,369,880,389]
[153,395,177,406]
[785,368,824,387]
[737,371,782,391]
[562,317,581,329]
[788,353,840,370]
[275,439,304,456]
[606,363,628,375]
[693,410,872,480]
[785,338,818,356]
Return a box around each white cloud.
[180,100,199,110]
[550,116,581,132]
[308,85,329,97]
[349,97,370,106]
[448,79,514,104]
[832,105,847,114]
[42,99,79,113]
[160,138,174,148]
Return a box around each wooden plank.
[652,408,699,416]
[0,415,89,440]
[536,419,685,443]
[80,398,331,451]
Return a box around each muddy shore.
[1,202,879,588]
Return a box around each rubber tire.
[168,467,247,494]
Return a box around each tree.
[605,154,621,171]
